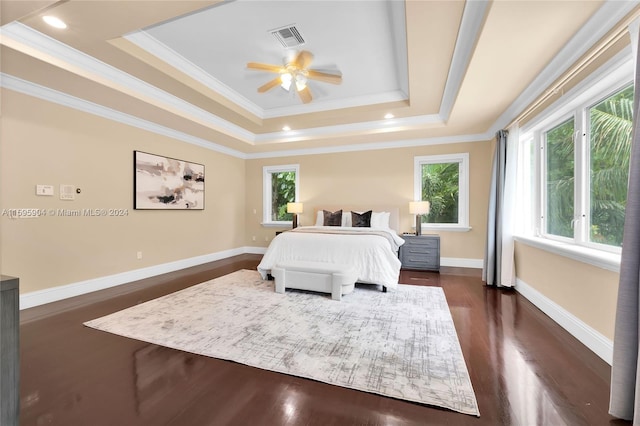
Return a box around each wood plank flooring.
[18,255,628,425]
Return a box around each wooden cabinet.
[1,275,19,426]
[399,235,440,271]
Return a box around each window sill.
[417,225,473,232]
[261,221,292,228]
[514,235,620,273]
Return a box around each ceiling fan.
[247,50,342,104]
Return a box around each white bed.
[257,207,405,290]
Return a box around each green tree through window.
[541,84,632,248]
[589,85,633,246]
[421,162,459,224]
[271,171,296,221]
[545,118,575,238]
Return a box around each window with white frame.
[518,52,633,253]
[263,164,299,226]
[414,153,469,230]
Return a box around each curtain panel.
[483,127,517,288]
[609,24,640,423]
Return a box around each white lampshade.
[287,202,304,214]
[409,201,430,215]
[280,73,292,91]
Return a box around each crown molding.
[261,90,408,119]
[0,22,256,144]
[246,132,492,159]
[127,30,409,119]
[489,0,639,134]
[0,73,248,159]
[1,71,490,161]
[125,30,265,119]
[254,113,442,144]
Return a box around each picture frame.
[134,150,204,210]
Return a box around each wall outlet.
[136,251,143,259]
[252,236,256,241]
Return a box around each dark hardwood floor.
[19,254,628,425]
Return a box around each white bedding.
[257,226,405,290]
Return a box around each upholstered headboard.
[313,206,400,234]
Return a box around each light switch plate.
[36,184,54,196]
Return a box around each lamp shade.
[287,202,304,214]
[409,201,430,215]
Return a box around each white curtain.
[609,24,640,423]
[483,124,518,287]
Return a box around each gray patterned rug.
[84,269,479,416]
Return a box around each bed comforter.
[257,226,405,290]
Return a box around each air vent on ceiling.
[270,24,305,48]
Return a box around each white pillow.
[343,211,352,227]
[371,211,391,229]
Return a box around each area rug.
[84,269,479,416]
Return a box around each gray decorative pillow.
[323,209,343,226]
[351,210,372,227]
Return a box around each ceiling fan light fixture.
[280,73,292,91]
[295,74,307,91]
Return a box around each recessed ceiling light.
[282,125,291,131]
[42,16,67,29]
[384,113,394,119]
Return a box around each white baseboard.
[441,257,483,268]
[515,278,613,365]
[245,246,267,255]
[19,250,481,310]
[19,247,252,310]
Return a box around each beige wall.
[1,90,246,294]
[245,140,494,260]
[514,242,619,340]
[1,86,619,347]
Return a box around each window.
[263,164,299,226]
[414,153,469,230]
[544,117,575,239]
[519,53,633,254]
[587,85,633,247]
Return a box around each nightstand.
[399,234,440,271]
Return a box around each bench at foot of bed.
[271,261,358,301]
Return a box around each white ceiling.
[133,0,408,116]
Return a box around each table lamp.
[287,202,303,229]
[409,201,430,236]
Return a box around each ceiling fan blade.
[258,77,282,93]
[293,50,313,70]
[247,62,284,73]
[306,70,342,85]
[298,86,312,104]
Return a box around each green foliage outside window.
[545,84,632,247]
[546,118,575,238]
[589,85,633,246]
[271,171,296,221]
[421,162,459,224]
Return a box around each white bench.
[271,261,358,301]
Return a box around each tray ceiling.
[0,0,632,156]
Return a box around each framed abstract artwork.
[134,150,205,210]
